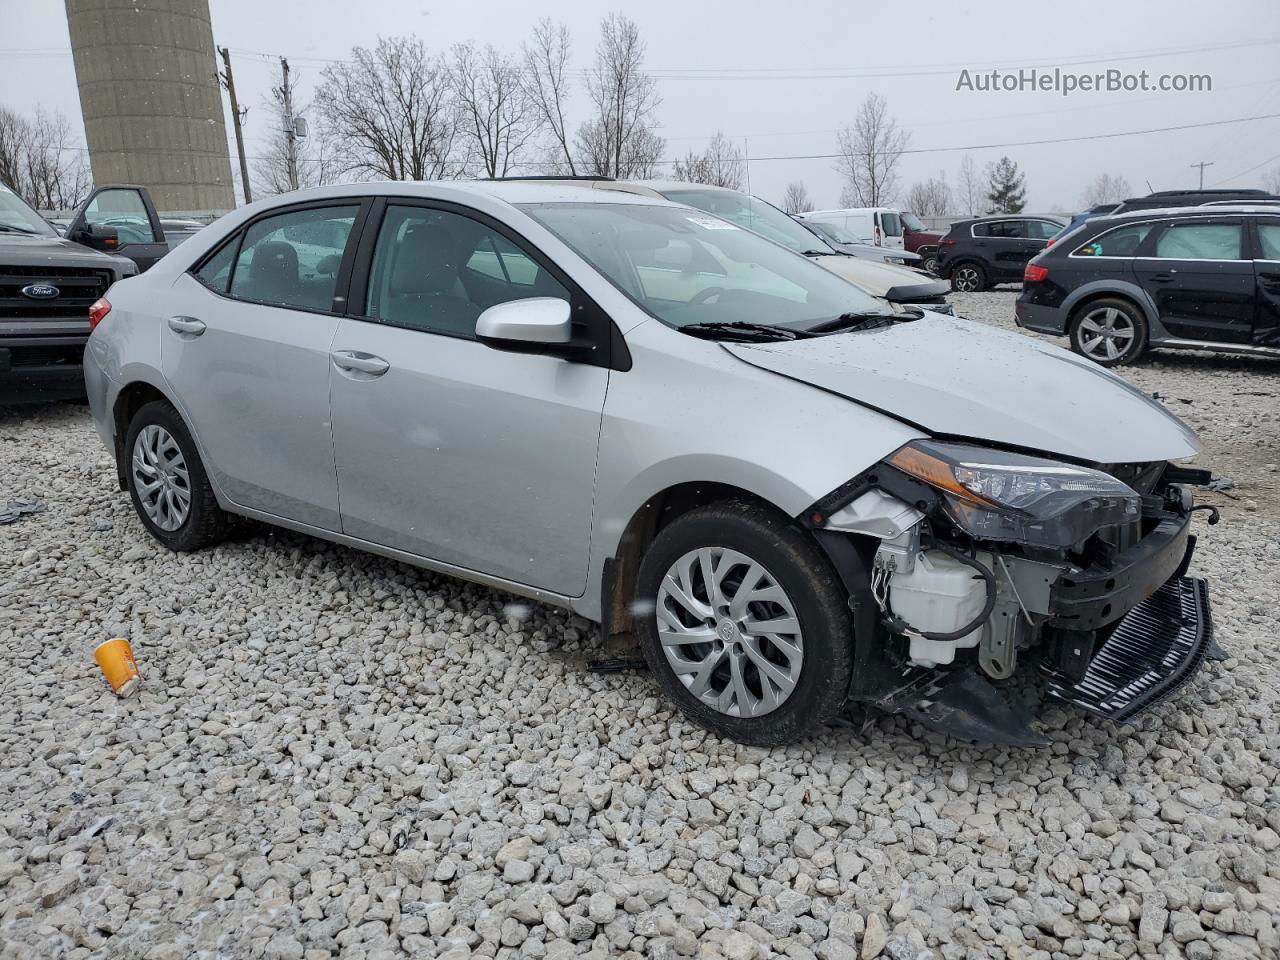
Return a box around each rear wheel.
[124,400,230,551]
[634,500,853,746]
[950,262,986,292]
[921,251,940,275]
[1069,298,1147,366]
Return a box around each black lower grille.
[1042,576,1211,721]
[0,266,111,319]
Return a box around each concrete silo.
[65,0,236,212]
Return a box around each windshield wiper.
[679,321,816,342]
[800,249,830,257]
[0,224,39,235]
[808,307,923,334]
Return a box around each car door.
[164,200,367,531]
[1132,218,1254,344]
[328,200,611,596]
[1251,218,1280,347]
[981,220,1037,280]
[68,186,170,271]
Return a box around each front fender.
[572,321,923,621]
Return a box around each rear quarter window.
[1073,223,1154,258]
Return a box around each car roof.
[235,179,676,210]
[1093,203,1280,224]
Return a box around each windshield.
[521,202,884,330]
[901,212,925,232]
[807,220,858,245]
[655,188,836,256]
[0,184,56,236]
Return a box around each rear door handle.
[167,316,206,337]
[1148,272,1177,282]
[331,350,390,377]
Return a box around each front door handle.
[167,316,206,337]
[331,350,390,377]
[1147,272,1177,282]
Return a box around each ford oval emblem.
[21,283,60,300]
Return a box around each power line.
[43,111,1280,166]
[1211,149,1280,186]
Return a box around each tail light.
[88,297,111,330]
[874,225,882,246]
[940,236,956,246]
[1024,264,1049,284]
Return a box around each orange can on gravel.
[94,638,140,697]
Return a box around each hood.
[724,315,1201,464]
[810,254,947,302]
[0,232,134,274]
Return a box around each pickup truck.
[1,184,183,401]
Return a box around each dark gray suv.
[1016,205,1280,366]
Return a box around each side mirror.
[476,298,572,354]
[75,223,119,252]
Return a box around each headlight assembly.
[884,440,1140,547]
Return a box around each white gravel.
[2,291,1278,960]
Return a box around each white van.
[801,207,904,249]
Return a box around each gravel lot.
[2,290,1278,960]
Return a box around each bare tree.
[1265,166,1280,195]
[317,36,464,181]
[252,60,339,196]
[834,92,909,207]
[0,106,92,210]
[451,42,538,178]
[522,19,577,176]
[905,173,952,217]
[671,132,745,189]
[577,14,664,179]
[782,181,813,214]
[1081,172,1132,208]
[956,154,982,216]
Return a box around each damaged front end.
[807,441,1220,746]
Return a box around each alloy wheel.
[655,547,804,718]
[953,266,981,291]
[132,424,191,531]
[1077,306,1136,362]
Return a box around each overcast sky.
[3,0,1278,211]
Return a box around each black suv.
[0,184,167,401]
[936,215,1066,291]
[1016,205,1280,366]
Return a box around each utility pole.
[277,57,299,191]
[218,46,252,204]
[1190,160,1214,190]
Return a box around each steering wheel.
[689,286,726,305]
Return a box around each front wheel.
[1069,298,1147,366]
[920,250,940,275]
[634,500,853,746]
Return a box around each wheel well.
[1067,291,1145,330]
[111,382,170,488]
[600,482,775,646]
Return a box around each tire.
[634,500,854,746]
[124,400,230,551]
[921,252,940,276]
[1068,297,1148,367]
[949,261,987,292]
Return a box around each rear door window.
[985,221,1029,239]
[1255,222,1280,260]
[1153,222,1244,260]
[228,205,358,312]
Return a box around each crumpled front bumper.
[1042,575,1213,721]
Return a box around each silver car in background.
[85,181,1215,746]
